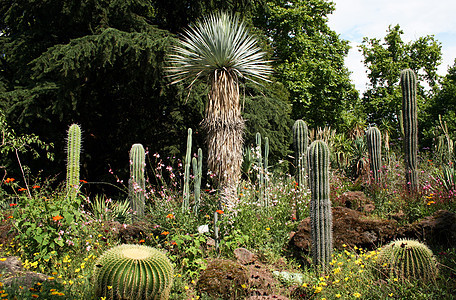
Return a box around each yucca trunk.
[203,70,244,209]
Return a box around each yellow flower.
[336,294,341,298]
[0,259,6,262]
[266,227,270,231]
[184,286,189,290]
[389,293,393,297]
[241,284,247,289]
[353,292,361,298]
[314,286,322,293]
[302,283,308,288]
[107,286,113,290]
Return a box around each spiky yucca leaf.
[93,244,173,300]
[167,12,272,86]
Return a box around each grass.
[0,150,455,299]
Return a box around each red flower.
[32,185,40,189]
[52,215,63,221]
[79,180,88,184]
[9,203,17,207]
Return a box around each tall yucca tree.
[167,12,272,209]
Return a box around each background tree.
[360,24,442,143]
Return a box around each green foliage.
[88,195,131,223]
[292,119,309,188]
[66,124,81,202]
[360,24,442,140]
[366,126,382,183]
[377,239,438,284]
[93,244,174,300]
[308,140,332,270]
[401,69,418,192]
[129,143,146,217]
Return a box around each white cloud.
[328,0,456,92]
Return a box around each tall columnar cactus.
[293,119,309,188]
[93,244,173,300]
[183,128,192,212]
[377,239,438,284]
[264,136,269,206]
[308,140,333,270]
[192,148,203,215]
[129,144,146,217]
[66,124,81,201]
[366,126,382,183]
[401,69,418,193]
[255,132,264,205]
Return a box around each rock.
[290,206,398,254]
[358,203,375,213]
[197,259,249,299]
[0,256,50,288]
[336,191,372,210]
[234,248,256,265]
[246,296,290,300]
[0,256,22,276]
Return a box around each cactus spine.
[377,239,438,284]
[66,124,81,201]
[183,128,192,212]
[192,148,203,215]
[129,144,146,217]
[293,120,309,188]
[366,126,382,183]
[400,69,418,193]
[308,140,333,270]
[93,244,173,300]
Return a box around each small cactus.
[93,244,173,300]
[66,124,81,201]
[129,144,146,217]
[308,140,333,270]
[377,239,438,283]
[366,126,382,183]
[400,69,418,193]
[293,119,309,189]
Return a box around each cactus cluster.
[293,119,309,189]
[366,126,382,183]
[308,140,333,270]
[66,124,82,201]
[129,143,146,217]
[93,244,173,300]
[254,132,270,206]
[377,239,438,284]
[401,69,418,193]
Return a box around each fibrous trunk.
[203,70,243,210]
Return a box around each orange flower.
[9,203,17,207]
[7,216,13,219]
[166,213,174,219]
[52,215,64,221]
[4,178,14,183]
[31,294,39,298]
[79,180,88,184]
[427,201,435,206]
[216,210,224,214]
[139,239,145,243]
[161,231,169,236]
[171,241,177,245]
[18,188,26,192]
[32,185,40,189]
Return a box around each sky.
[327,0,456,93]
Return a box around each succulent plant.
[256,132,264,205]
[183,128,192,212]
[192,147,203,215]
[308,140,333,270]
[377,239,438,284]
[293,119,309,188]
[400,69,418,193]
[129,143,146,217]
[66,124,81,201]
[93,244,173,300]
[366,126,382,183]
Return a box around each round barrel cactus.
[377,239,438,283]
[93,244,173,300]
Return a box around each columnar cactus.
[93,244,173,300]
[308,140,333,270]
[264,136,269,206]
[183,128,192,212]
[366,126,382,183]
[66,124,81,201]
[129,144,146,217]
[192,148,203,215]
[293,119,309,188]
[256,132,264,205]
[377,239,438,284]
[400,69,418,193]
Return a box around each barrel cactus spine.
[377,239,438,284]
[308,140,333,270]
[366,126,382,183]
[183,128,192,212]
[293,119,309,189]
[93,244,173,300]
[66,124,81,201]
[129,143,146,217]
[400,69,418,193]
[193,148,203,215]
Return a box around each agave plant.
[167,12,272,209]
